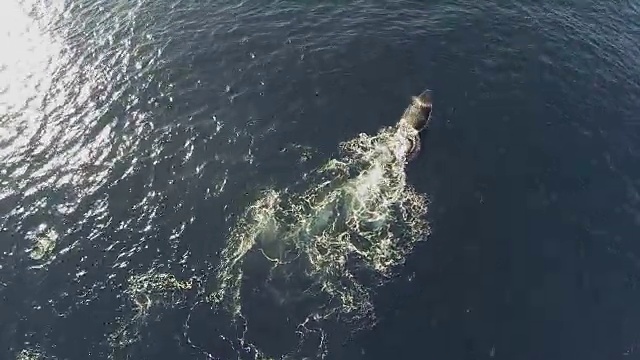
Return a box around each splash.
[209,123,430,358]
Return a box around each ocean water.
[1,0,640,359]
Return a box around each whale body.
[395,89,433,161]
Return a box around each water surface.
[1,1,640,359]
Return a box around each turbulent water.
[1,0,640,359]
[206,124,429,359]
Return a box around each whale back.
[401,90,432,132]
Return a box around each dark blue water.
[1,0,640,359]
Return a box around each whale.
[395,89,433,161]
